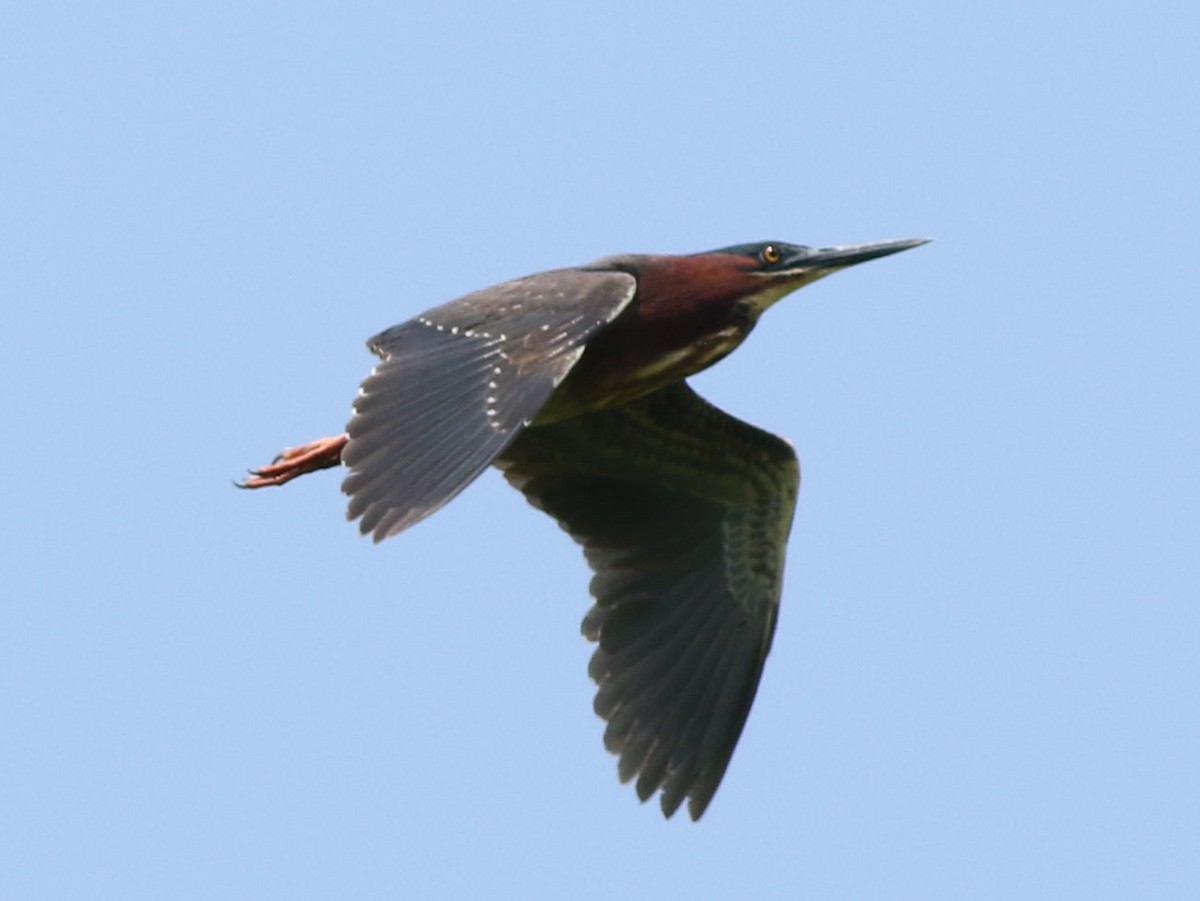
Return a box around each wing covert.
[342,269,636,541]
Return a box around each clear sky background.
[3,2,1198,898]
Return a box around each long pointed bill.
[743,237,929,314]
[778,237,931,274]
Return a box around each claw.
[238,433,349,489]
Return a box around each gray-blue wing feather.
[342,269,637,540]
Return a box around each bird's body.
[242,237,927,819]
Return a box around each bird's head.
[600,237,929,326]
[690,237,931,316]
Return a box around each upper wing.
[342,269,637,541]
[496,382,799,819]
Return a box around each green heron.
[242,237,928,819]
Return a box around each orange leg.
[239,433,349,488]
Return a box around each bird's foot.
[239,433,348,488]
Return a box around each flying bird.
[241,237,928,819]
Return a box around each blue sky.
[3,2,1198,898]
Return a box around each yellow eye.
[761,244,781,265]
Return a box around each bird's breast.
[623,322,747,382]
[539,313,753,422]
